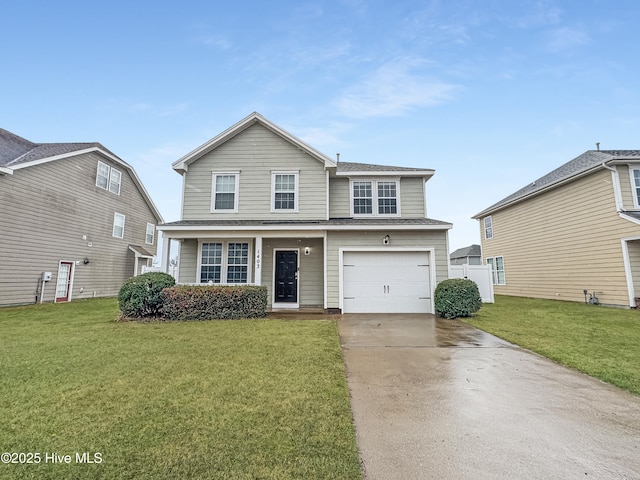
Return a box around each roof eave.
[472,163,606,219]
[335,169,435,179]
[0,166,13,175]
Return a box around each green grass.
[0,299,361,480]
[466,295,640,395]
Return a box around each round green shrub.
[118,272,176,318]
[434,278,482,319]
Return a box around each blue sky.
[4,0,640,251]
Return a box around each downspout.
[601,162,622,211]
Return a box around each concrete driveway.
[337,314,640,480]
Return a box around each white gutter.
[601,162,623,211]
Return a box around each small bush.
[434,278,482,319]
[118,272,176,319]
[162,285,268,321]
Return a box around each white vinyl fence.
[449,264,494,303]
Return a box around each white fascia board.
[0,166,13,175]
[619,212,640,226]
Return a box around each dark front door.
[275,250,298,303]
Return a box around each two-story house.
[0,128,163,306]
[157,113,452,313]
[473,149,640,307]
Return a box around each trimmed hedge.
[434,278,482,319]
[118,272,176,318]
[161,285,268,321]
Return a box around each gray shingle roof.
[474,150,640,218]
[450,244,481,259]
[0,128,115,168]
[160,218,451,228]
[336,161,433,173]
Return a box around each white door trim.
[272,248,300,309]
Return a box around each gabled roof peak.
[172,112,337,173]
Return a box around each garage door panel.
[343,251,432,314]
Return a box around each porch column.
[161,234,171,274]
[254,236,263,285]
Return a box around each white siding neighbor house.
[158,113,452,313]
[0,129,163,306]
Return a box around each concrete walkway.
[337,314,640,480]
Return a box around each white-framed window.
[271,172,298,211]
[630,167,640,208]
[113,213,125,238]
[211,172,239,212]
[486,256,505,285]
[199,241,250,284]
[350,179,400,216]
[484,216,493,240]
[145,223,155,245]
[96,161,122,195]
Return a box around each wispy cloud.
[546,26,590,52]
[195,33,231,50]
[334,58,459,119]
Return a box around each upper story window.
[146,223,155,245]
[351,179,399,216]
[484,216,493,240]
[211,172,239,212]
[631,168,640,207]
[113,213,125,238]
[272,172,298,211]
[96,161,121,195]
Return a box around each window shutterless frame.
[211,172,239,212]
[349,178,400,217]
[96,161,122,195]
[271,171,299,212]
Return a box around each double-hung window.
[97,161,121,195]
[486,256,505,285]
[200,242,250,284]
[212,172,239,212]
[272,172,298,211]
[145,223,155,245]
[113,213,125,238]
[351,179,399,216]
[484,216,493,240]
[631,168,640,207]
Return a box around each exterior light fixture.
[383,235,390,245]
[304,246,310,255]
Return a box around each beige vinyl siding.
[182,124,327,220]
[618,164,640,210]
[329,177,350,218]
[481,169,640,306]
[177,239,198,283]
[0,153,159,306]
[262,238,324,307]
[400,177,426,218]
[325,230,449,309]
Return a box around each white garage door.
[342,251,432,313]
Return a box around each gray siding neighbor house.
[0,128,163,306]
[450,244,482,265]
[158,113,452,313]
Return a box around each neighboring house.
[157,113,452,313]
[473,149,640,307]
[0,128,163,306]
[450,244,482,265]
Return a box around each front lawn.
[467,295,640,395]
[0,299,361,479]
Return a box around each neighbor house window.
[484,216,493,240]
[113,213,125,238]
[212,173,239,212]
[632,168,640,207]
[351,179,399,216]
[272,172,298,211]
[200,242,250,284]
[145,223,155,245]
[97,161,122,195]
[486,256,505,285]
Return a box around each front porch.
[159,232,326,311]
